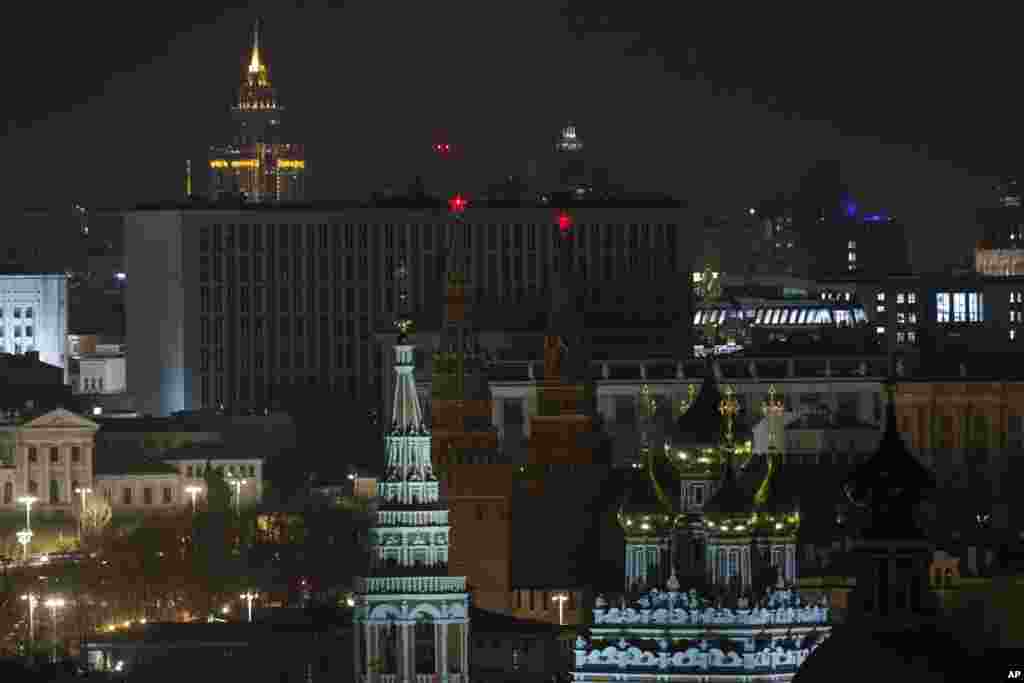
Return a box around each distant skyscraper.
[208,21,306,202]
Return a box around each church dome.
[701,458,756,535]
[674,359,724,447]
[617,448,678,536]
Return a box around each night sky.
[0,4,1014,272]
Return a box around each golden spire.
[247,19,269,86]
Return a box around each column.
[436,622,447,678]
[354,623,362,682]
[493,399,504,446]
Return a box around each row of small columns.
[357,621,468,681]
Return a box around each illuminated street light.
[552,593,569,626]
[16,530,33,563]
[185,485,202,513]
[240,591,258,623]
[21,593,38,647]
[18,496,38,532]
[44,597,65,662]
[229,478,247,515]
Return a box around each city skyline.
[0,6,1011,272]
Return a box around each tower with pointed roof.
[208,20,306,202]
[430,200,497,468]
[353,262,470,682]
[668,358,728,577]
[793,381,970,680]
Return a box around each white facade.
[169,457,263,509]
[354,342,470,682]
[77,355,127,395]
[0,409,98,511]
[0,274,68,382]
[96,472,180,510]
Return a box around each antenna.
[186,160,192,198]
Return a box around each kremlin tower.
[353,262,470,682]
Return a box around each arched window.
[415,617,436,674]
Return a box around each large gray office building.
[124,203,690,416]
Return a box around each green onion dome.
[701,456,757,538]
[617,445,679,536]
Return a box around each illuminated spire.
[394,259,414,343]
[246,19,269,87]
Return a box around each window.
[896,293,905,304]
[908,313,917,324]
[907,331,916,343]
[13,308,20,318]
[475,504,485,521]
[2,482,10,504]
[896,312,906,324]
[907,292,917,305]
[28,480,38,495]
[692,485,704,506]
[25,326,32,337]
[876,326,886,335]
[897,331,906,343]
[50,447,59,464]
[28,447,37,463]
[876,305,885,313]
[876,292,885,302]
[936,293,950,322]
[1012,329,1018,341]
[25,307,32,319]
[123,488,133,505]
[13,326,20,337]
[72,446,81,463]
[50,479,60,504]
[143,487,153,505]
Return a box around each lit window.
[848,251,857,263]
[1012,329,1018,341]
[798,309,808,324]
[907,331,916,343]
[896,331,906,343]
[876,326,886,335]
[936,293,950,323]
[896,293,905,305]
[907,292,917,305]
[848,240,857,250]
[755,309,765,324]
[908,313,917,324]
[876,305,885,313]
[876,292,886,302]
[896,312,906,324]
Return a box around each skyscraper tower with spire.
[208,20,306,202]
[353,261,470,681]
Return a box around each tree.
[79,496,112,544]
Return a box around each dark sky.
[0,4,1014,272]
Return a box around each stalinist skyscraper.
[353,262,470,682]
[208,20,306,202]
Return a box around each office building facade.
[124,204,687,416]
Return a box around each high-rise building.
[208,21,306,203]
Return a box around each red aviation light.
[557,212,573,235]
[449,194,468,214]
[434,143,453,154]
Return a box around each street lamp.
[240,591,258,623]
[185,485,202,513]
[21,593,38,649]
[18,495,38,531]
[552,593,569,626]
[74,486,92,542]
[16,530,33,563]
[44,597,65,663]
[229,478,247,515]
